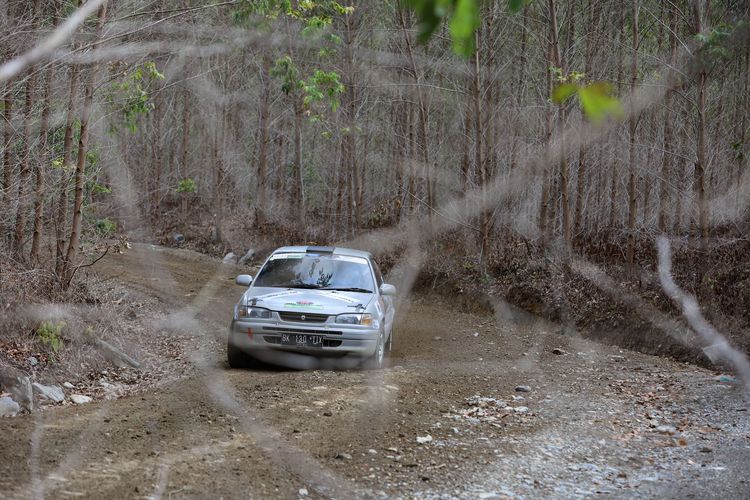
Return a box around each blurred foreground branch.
[657,236,750,392]
[0,0,109,84]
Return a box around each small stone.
[0,396,21,417]
[222,252,237,263]
[609,355,626,362]
[32,383,65,403]
[416,435,433,444]
[513,406,529,413]
[367,449,378,455]
[323,411,332,417]
[512,395,525,401]
[238,249,256,265]
[700,446,713,453]
[551,348,566,355]
[173,234,185,243]
[27,356,38,366]
[0,371,33,411]
[655,425,676,435]
[515,385,532,393]
[63,382,75,389]
[433,336,442,341]
[473,332,479,337]
[298,488,308,497]
[70,394,92,404]
[334,452,352,460]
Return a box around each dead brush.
[0,249,112,381]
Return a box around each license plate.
[280,333,323,348]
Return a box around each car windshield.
[253,253,374,292]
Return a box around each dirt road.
[1,244,749,498]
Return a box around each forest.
[2,0,749,356]
[1,1,750,497]
[0,0,750,374]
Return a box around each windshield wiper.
[322,287,372,293]
[281,283,323,289]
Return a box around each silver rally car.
[228,246,396,369]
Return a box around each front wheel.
[364,332,387,370]
[227,331,254,368]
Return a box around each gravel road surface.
[1,244,748,499]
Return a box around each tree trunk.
[547,0,570,250]
[625,0,639,265]
[397,1,431,213]
[293,99,304,224]
[509,4,529,172]
[30,51,55,264]
[658,3,677,233]
[62,4,107,285]
[256,56,271,226]
[609,6,627,229]
[642,141,654,224]
[574,0,597,236]
[694,2,709,247]
[13,66,37,254]
[735,49,749,217]
[539,42,553,242]
[14,0,44,255]
[1,82,13,219]
[1,5,16,222]
[55,63,80,277]
[393,101,405,222]
[674,153,686,234]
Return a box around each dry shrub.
[0,248,113,381]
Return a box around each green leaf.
[176,178,196,194]
[450,0,479,57]
[577,82,624,123]
[552,83,577,104]
[508,0,528,12]
[92,183,112,195]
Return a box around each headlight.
[238,305,272,319]
[335,313,376,327]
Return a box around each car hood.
[244,287,374,314]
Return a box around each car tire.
[365,331,387,370]
[227,339,247,368]
[227,331,255,369]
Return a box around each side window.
[371,260,384,288]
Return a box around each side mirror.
[236,274,253,286]
[379,283,397,296]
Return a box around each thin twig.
[65,245,111,287]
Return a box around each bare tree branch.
[0,0,109,84]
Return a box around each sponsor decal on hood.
[247,287,373,314]
[283,300,324,310]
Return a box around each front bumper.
[229,317,380,358]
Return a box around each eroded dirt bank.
[1,244,748,499]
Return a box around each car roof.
[271,246,373,259]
